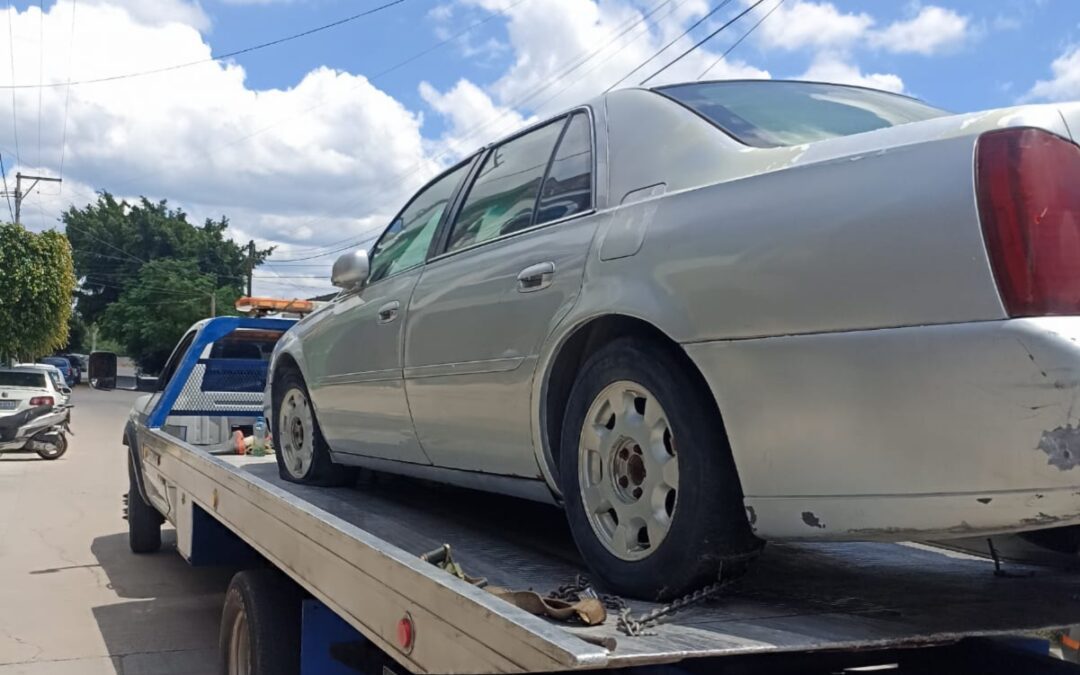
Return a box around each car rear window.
[0,372,46,388]
[655,80,948,148]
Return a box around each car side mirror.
[331,249,370,290]
[61,386,72,396]
[88,351,118,391]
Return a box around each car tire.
[559,336,761,601]
[219,569,302,675]
[272,368,354,486]
[128,454,163,554]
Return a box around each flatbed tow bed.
[138,423,1080,674]
[103,315,1080,674]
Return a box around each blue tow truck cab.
[93,315,1080,675]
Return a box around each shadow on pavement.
[87,531,236,674]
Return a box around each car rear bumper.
[684,317,1080,541]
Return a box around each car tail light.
[29,396,54,407]
[976,127,1080,317]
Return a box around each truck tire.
[128,455,163,553]
[559,336,761,601]
[272,368,353,486]
[219,569,303,675]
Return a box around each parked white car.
[0,367,71,459]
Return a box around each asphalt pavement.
[0,388,231,674]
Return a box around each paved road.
[0,388,230,674]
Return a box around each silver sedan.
[267,79,1080,600]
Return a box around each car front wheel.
[272,369,353,486]
[559,336,760,601]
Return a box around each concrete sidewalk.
[0,388,232,674]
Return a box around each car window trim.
[431,105,597,261]
[364,153,480,288]
[527,115,574,230]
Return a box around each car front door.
[404,111,600,476]
[302,160,474,464]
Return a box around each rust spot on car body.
[1038,425,1080,470]
[977,497,993,504]
[801,511,825,529]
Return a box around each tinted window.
[370,162,471,283]
[657,81,947,148]
[446,119,564,253]
[536,113,592,225]
[0,371,46,388]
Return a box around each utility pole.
[4,172,63,225]
[246,239,255,297]
[210,292,216,318]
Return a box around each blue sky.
[1,0,1079,294]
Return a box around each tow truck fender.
[122,422,152,506]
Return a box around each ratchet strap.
[419,544,607,626]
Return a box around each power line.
[640,0,767,85]
[605,0,734,93]
[58,0,77,187]
[698,0,785,79]
[7,7,21,167]
[0,0,409,89]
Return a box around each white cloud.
[0,2,440,295]
[80,0,210,32]
[801,52,905,93]
[871,6,970,55]
[754,1,873,51]
[1026,44,1080,101]
[419,78,532,159]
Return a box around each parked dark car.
[60,354,85,385]
[40,356,75,386]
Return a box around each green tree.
[63,193,273,326]
[100,259,240,374]
[0,223,76,361]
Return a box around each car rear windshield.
[655,81,948,148]
[0,372,46,388]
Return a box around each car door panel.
[302,271,430,464]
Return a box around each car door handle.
[377,301,400,324]
[517,262,555,293]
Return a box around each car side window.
[445,118,565,253]
[369,162,472,284]
[536,112,593,225]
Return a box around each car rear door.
[404,111,601,476]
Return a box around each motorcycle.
[0,402,72,460]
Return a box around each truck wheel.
[219,569,302,675]
[559,336,761,601]
[128,455,163,553]
[272,369,353,486]
[36,433,67,460]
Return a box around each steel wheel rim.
[227,607,250,675]
[578,380,678,561]
[278,388,314,479]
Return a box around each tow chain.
[548,562,738,637]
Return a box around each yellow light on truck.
[235,296,315,316]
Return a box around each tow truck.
[89,301,1080,674]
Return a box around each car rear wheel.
[272,369,353,486]
[559,336,760,601]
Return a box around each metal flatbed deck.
[139,426,1080,674]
